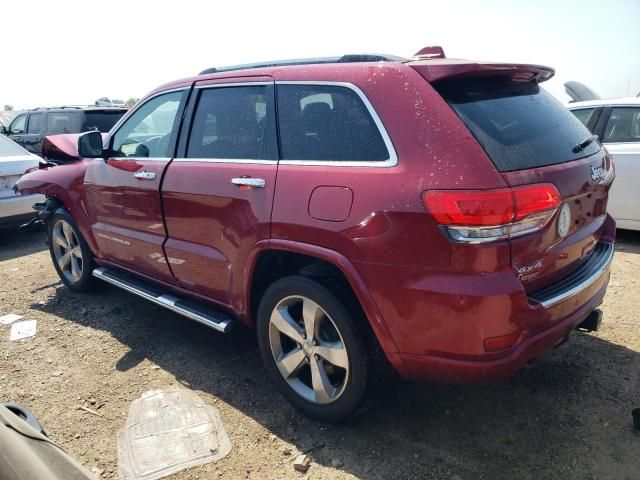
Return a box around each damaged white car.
[0,134,45,229]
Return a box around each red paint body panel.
[502,151,611,292]
[15,160,99,255]
[162,161,277,309]
[83,158,174,283]
[410,59,555,83]
[14,56,616,385]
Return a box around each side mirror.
[0,125,7,135]
[78,131,104,158]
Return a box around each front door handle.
[231,178,266,188]
[133,171,156,180]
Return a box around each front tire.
[257,276,368,423]
[48,209,95,292]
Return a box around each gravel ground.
[1,229,639,480]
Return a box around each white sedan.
[0,134,45,228]
[569,98,640,231]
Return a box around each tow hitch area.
[576,309,603,332]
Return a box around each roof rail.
[31,105,85,111]
[199,53,406,75]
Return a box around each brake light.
[513,185,562,221]
[423,184,561,243]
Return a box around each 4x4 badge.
[591,165,606,184]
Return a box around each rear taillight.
[423,184,561,243]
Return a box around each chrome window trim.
[173,158,277,165]
[275,81,398,168]
[107,157,171,162]
[128,82,398,167]
[103,87,188,148]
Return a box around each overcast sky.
[2,0,639,110]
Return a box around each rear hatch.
[414,62,613,293]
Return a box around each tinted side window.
[187,86,268,160]
[571,108,596,128]
[27,113,44,134]
[277,85,389,161]
[46,112,83,134]
[9,114,26,134]
[111,91,182,158]
[83,111,125,133]
[602,107,640,143]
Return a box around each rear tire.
[48,209,95,292]
[257,275,368,423]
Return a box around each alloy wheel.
[51,220,83,284]
[268,295,350,404]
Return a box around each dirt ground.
[1,229,639,480]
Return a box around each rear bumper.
[387,276,608,383]
[357,214,616,383]
[0,194,45,226]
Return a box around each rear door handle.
[231,178,265,188]
[133,171,156,180]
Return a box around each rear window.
[436,77,601,172]
[83,111,125,133]
[277,85,389,162]
[0,134,30,156]
[46,112,83,134]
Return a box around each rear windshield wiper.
[573,134,598,153]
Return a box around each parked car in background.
[569,98,640,231]
[0,134,44,228]
[0,106,127,158]
[95,97,127,107]
[16,47,615,422]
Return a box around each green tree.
[3,105,13,111]
[125,98,140,108]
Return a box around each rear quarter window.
[435,77,601,172]
[571,108,597,129]
[276,84,389,162]
[46,112,83,134]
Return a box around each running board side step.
[92,267,234,333]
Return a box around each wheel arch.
[243,239,399,355]
[45,188,99,256]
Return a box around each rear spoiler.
[409,59,555,84]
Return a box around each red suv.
[16,47,615,422]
